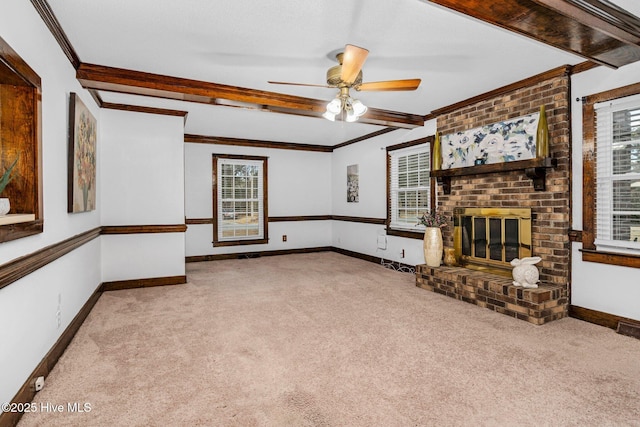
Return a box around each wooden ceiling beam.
[76,63,423,129]
[425,0,640,68]
[532,0,640,45]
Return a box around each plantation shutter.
[594,93,640,252]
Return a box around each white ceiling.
[47,0,640,146]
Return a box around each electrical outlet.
[34,376,44,392]
[282,235,287,242]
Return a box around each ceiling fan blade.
[268,81,332,88]
[340,44,369,84]
[356,79,421,91]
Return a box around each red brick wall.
[436,74,571,287]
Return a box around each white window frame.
[213,155,268,246]
[388,144,431,232]
[594,93,640,254]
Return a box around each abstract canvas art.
[441,112,540,170]
[68,93,97,213]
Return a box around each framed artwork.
[68,93,97,213]
[441,112,540,170]
[347,164,359,203]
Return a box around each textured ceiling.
[46,0,640,145]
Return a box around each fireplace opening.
[454,207,532,276]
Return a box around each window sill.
[213,238,269,247]
[386,228,424,240]
[580,248,640,268]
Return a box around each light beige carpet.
[18,252,640,426]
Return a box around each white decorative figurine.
[511,256,542,288]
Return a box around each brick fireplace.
[416,67,571,325]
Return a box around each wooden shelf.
[0,214,36,226]
[431,157,557,194]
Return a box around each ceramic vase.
[423,227,443,267]
[0,198,9,216]
[432,132,442,171]
[536,105,549,158]
[443,247,456,266]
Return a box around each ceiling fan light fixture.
[324,92,366,122]
[322,111,336,121]
[351,99,367,116]
[326,97,342,115]
[345,110,359,122]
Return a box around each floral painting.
[440,112,540,170]
[68,93,97,213]
[347,164,359,203]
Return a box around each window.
[387,139,433,238]
[212,154,268,246]
[595,94,640,253]
[582,83,640,267]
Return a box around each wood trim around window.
[212,154,269,247]
[386,136,435,239]
[581,81,640,267]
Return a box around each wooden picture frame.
[68,93,97,213]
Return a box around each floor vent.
[617,321,640,340]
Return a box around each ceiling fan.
[268,44,421,122]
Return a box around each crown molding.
[29,0,80,69]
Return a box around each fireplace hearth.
[415,265,567,325]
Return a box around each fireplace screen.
[455,208,532,273]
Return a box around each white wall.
[331,121,436,265]
[571,62,640,321]
[184,143,333,256]
[0,0,102,404]
[100,110,185,281]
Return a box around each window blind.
[389,144,430,231]
[594,93,640,252]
